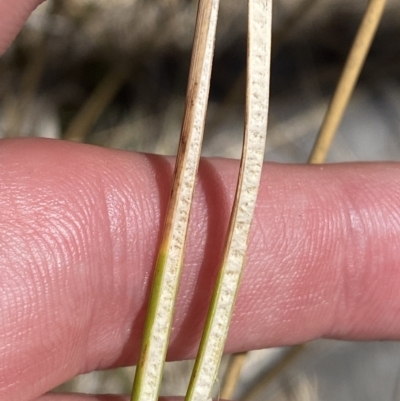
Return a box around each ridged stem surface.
[185,1,272,400]
[130,2,220,400]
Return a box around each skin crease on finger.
[1,138,400,401]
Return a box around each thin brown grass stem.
[130,2,220,401]
[308,0,387,164]
[240,3,387,400]
[221,353,248,400]
[4,1,55,137]
[241,345,306,401]
[185,1,272,400]
[64,68,126,142]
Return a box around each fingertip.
[0,0,43,54]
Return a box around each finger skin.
[36,396,181,401]
[1,138,400,400]
[36,396,130,401]
[0,0,43,54]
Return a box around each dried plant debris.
[2,0,400,153]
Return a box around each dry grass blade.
[241,2,387,400]
[3,0,56,137]
[185,1,272,400]
[221,353,248,400]
[308,0,387,164]
[239,3,387,399]
[217,2,320,392]
[241,345,306,401]
[64,67,126,142]
[130,1,220,401]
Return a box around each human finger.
[35,395,181,401]
[35,395,129,401]
[0,0,43,54]
[1,138,400,401]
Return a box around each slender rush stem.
[241,2,387,399]
[308,0,386,164]
[216,1,318,394]
[239,2,387,400]
[200,1,386,399]
[130,2,220,401]
[64,68,126,142]
[220,353,248,400]
[185,2,272,400]
[241,345,306,401]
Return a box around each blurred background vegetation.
[2,0,400,399]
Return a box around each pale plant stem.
[241,345,306,401]
[185,1,272,400]
[216,2,319,394]
[64,68,126,142]
[4,0,58,137]
[240,2,388,400]
[130,1,220,401]
[220,352,248,400]
[308,0,387,164]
